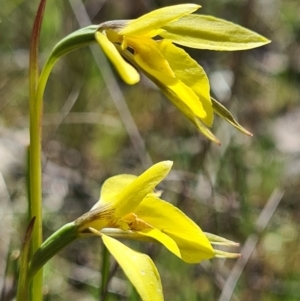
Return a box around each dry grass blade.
[218,188,285,301]
[68,0,153,168]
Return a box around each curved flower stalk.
[30,161,239,301]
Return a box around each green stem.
[100,245,110,301]
[27,20,96,301]
[28,1,47,300]
[29,222,79,279]
[35,25,97,105]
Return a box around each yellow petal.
[157,40,213,126]
[194,118,221,145]
[161,14,271,50]
[95,31,140,85]
[116,45,219,142]
[119,4,200,38]
[136,228,182,259]
[134,197,214,263]
[101,161,173,220]
[126,38,208,121]
[92,174,137,210]
[93,173,163,211]
[153,76,221,144]
[127,36,175,78]
[102,235,163,301]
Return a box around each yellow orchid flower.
[39,4,270,143]
[30,161,239,301]
[73,161,238,301]
[95,3,270,143]
[76,161,214,263]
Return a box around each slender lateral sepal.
[204,232,240,247]
[211,98,253,136]
[214,249,241,259]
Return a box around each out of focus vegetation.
[1,0,300,300]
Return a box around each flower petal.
[157,40,213,126]
[134,197,214,263]
[151,76,221,143]
[136,228,182,259]
[194,118,220,144]
[100,161,173,219]
[161,14,271,51]
[102,234,163,301]
[124,38,209,123]
[119,4,200,38]
[95,31,140,85]
[127,36,175,77]
[92,174,137,210]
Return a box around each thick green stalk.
[27,19,96,301]
[28,1,47,300]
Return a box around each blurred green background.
[1,0,300,300]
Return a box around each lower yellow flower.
[76,161,214,263]
[30,161,239,301]
[73,161,238,301]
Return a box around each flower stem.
[100,244,110,301]
[28,1,47,300]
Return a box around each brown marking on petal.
[75,203,115,230]
[98,20,130,32]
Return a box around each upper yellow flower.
[95,4,270,143]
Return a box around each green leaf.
[102,235,164,301]
[211,98,252,136]
[29,222,79,279]
[16,218,36,301]
[161,14,271,51]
